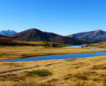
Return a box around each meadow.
[0,56,106,86]
[90,42,106,48]
[0,46,106,60]
[0,40,106,86]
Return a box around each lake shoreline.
[0,56,106,86]
[1,51,106,62]
[0,46,106,61]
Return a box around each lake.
[0,52,106,62]
[64,46,105,49]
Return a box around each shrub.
[64,58,77,62]
[103,78,106,86]
[27,69,52,77]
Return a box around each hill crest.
[10,28,89,45]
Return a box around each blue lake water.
[0,52,106,62]
[64,46,105,49]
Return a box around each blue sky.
[0,0,106,35]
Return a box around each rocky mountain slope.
[67,30,106,42]
[0,30,16,36]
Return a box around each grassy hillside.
[10,28,90,45]
[89,42,106,48]
[0,46,106,60]
[0,37,68,47]
[0,56,106,86]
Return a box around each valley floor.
[0,56,106,86]
[90,42,106,48]
[0,46,106,60]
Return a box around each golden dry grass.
[89,42,106,48]
[0,56,106,86]
[0,46,106,60]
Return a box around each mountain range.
[1,29,106,45]
[67,30,106,43]
[10,28,89,45]
[0,30,17,36]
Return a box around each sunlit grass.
[0,56,106,86]
[89,42,106,48]
[0,46,106,60]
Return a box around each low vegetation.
[0,56,106,86]
[89,42,106,48]
[27,70,52,77]
[0,37,67,47]
[0,38,106,86]
[0,46,106,60]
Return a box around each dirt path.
[0,62,63,75]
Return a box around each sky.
[0,0,106,35]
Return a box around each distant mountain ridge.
[0,34,9,38]
[67,30,106,43]
[10,28,89,45]
[0,30,17,36]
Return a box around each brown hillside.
[10,28,90,45]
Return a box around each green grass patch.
[27,69,52,77]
